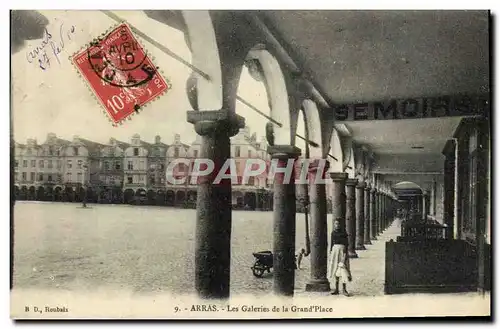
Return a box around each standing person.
[296,248,306,270]
[328,218,352,296]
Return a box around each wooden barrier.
[385,239,478,294]
[398,221,447,241]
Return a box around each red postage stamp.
[71,23,170,125]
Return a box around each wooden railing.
[399,220,447,242]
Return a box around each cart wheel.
[252,267,265,278]
[252,261,265,278]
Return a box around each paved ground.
[297,219,401,297]
[13,201,399,297]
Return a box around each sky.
[12,10,306,150]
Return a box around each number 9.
[174,306,180,313]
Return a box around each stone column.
[305,160,330,292]
[330,172,348,230]
[364,184,371,244]
[355,181,366,250]
[187,109,245,300]
[370,187,378,240]
[387,195,394,227]
[422,191,428,221]
[442,139,456,239]
[268,145,301,297]
[345,178,358,258]
[378,192,384,233]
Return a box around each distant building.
[13,130,273,210]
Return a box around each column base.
[355,245,366,251]
[348,251,358,258]
[305,279,331,292]
[371,236,378,240]
[364,240,372,245]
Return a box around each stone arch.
[20,186,28,200]
[328,128,344,173]
[123,189,135,204]
[54,186,62,202]
[393,181,423,191]
[343,141,356,179]
[244,192,256,210]
[187,190,197,207]
[166,190,175,206]
[156,189,166,206]
[232,190,244,208]
[146,189,156,205]
[182,11,223,110]
[176,190,186,204]
[63,186,74,202]
[302,99,324,158]
[353,145,366,182]
[45,186,54,201]
[245,48,293,145]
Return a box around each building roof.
[76,137,107,156]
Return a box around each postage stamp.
[71,22,170,125]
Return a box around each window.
[26,148,31,155]
[140,161,144,170]
[22,172,26,181]
[159,164,165,170]
[57,160,62,168]
[127,176,133,184]
[56,149,60,156]
[66,172,71,181]
[235,146,241,157]
[39,160,44,168]
[248,150,252,158]
[150,176,155,184]
[23,160,28,168]
[14,172,18,181]
[133,148,139,156]
[108,149,114,157]
[77,172,82,182]
[30,172,35,182]
[31,160,36,167]
[38,173,43,181]
[193,150,198,158]
[115,161,121,170]
[77,160,83,169]
[104,161,110,170]
[160,177,165,184]
[48,175,53,182]
[174,147,179,158]
[128,161,133,170]
[48,160,53,168]
[15,160,18,168]
[248,176,255,186]
[73,147,79,156]
[67,160,72,168]
[48,147,53,156]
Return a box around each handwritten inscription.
[25,23,76,71]
[334,94,489,121]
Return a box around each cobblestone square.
[13,202,401,297]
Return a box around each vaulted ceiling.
[259,10,490,104]
[257,10,489,174]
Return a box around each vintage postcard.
[10,9,491,319]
